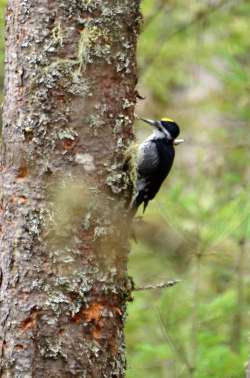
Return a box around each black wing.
[130,140,160,214]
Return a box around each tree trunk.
[0,1,140,376]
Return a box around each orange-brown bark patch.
[71,303,104,325]
[62,138,77,150]
[93,325,102,340]
[10,196,28,205]
[84,303,104,322]
[16,164,28,180]
[20,310,38,332]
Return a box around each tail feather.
[143,200,149,213]
[129,192,147,217]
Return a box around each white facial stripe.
[160,125,172,140]
[165,129,172,140]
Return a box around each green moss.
[77,28,92,72]
[124,142,139,191]
[52,22,64,46]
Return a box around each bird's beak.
[139,117,158,128]
[174,138,184,145]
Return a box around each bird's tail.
[129,192,146,217]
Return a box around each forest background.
[0,1,249,377]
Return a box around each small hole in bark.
[17,164,28,179]
[62,138,76,150]
[24,129,34,142]
[15,344,24,351]
[77,25,85,32]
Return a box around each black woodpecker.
[130,117,184,215]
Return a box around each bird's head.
[139,116,184,145]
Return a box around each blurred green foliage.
[127,1,250,377]
[0,0,249,377]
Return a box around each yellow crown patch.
[161,117,174,123]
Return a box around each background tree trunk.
[0,1,140,376]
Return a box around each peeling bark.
[0,0,141,376]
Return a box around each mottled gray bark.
[0,0,141,377]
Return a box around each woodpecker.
[130,117,184,215]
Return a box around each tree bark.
[0,1,140,376]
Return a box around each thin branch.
[157,308,194,376]
[134,279,181,292]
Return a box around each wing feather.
[137,140,159,175]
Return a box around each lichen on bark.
[0,0,141,376]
